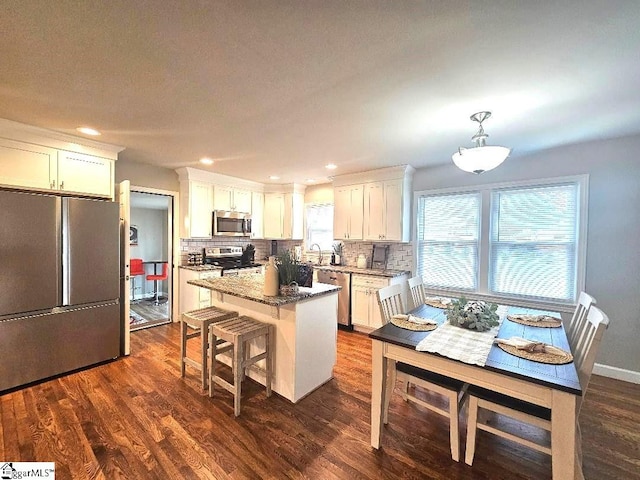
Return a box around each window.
[415,177,587,306]
[305,204,334,251]
[416,193,480,290]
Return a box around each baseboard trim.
[593,363,640,384]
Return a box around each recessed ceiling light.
[76,127,101,136]
[269,175,280,180]
[306,178,315,183]
[199,157,214,165]
[325,163,337,170]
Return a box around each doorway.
[129,190,173,331]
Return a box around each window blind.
[489,183,579,301]
[416,193,480,290]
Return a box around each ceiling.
[1,1,639,184]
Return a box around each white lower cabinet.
[351,273,409,330]
[179,268,221,314]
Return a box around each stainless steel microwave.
[212,210,251,236]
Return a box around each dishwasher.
[317,269,352,329]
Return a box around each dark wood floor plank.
[1,323,639,480]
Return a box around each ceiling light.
[269,175,280,180]
[325,163,337,170]
[452,111,510,174]
[76,126,101,136]
[199,157,214,165]
[306,178,315,183]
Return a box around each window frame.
[304,202,335,253]
[413,175,588,312]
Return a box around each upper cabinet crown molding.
[176,167,264,192]
[331,165,415,188]
[0,118,124,160]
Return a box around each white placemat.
[415,318,503,367]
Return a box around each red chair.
[146,262,169,305]
[130,258,146,302]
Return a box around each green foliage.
[276,249,300,286]
[446,297,500,332]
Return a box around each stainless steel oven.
[212,210,251,237]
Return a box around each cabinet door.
[251,191,264,239]
[58,150,112,197]
[383,180,403,241]
[333,187,351,240]
[190,182,213,237]
[351,285,371,326]
[233,188,252,213]
[364,182,385,241]
[368,290,384,329]
[213,185,233,211]
[290,192,304,240]
[0,138,56,191]
[263,193,284,239]
[349,185,364,240]
[179,270,200,314]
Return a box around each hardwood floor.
[1,324,638,479]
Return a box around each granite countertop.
[188,274,341,307]
[313,265,410,278]
[179,265,223,272]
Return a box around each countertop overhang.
[188,274,340,307]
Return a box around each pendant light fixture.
[452,111,510,174]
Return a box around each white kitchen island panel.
[189,276,339,403]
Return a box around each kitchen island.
[187,275,340,403]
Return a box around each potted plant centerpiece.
[446,297,500,332]
[276,249,301,296]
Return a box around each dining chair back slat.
[377,284,404,324]
[567,291,596,352]
[407,276,426,310]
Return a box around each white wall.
[116,158,179,191]
[413,134,640,376]
[131,207,168,296]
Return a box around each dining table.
[369,302,583,480]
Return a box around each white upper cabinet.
[214,185,252,213]
[176,167,265,239]
[333,184,363,240]
[251,191,264,239]
[189,181,214,237]
[364,179,404,241]
[0,121,120,199]
[263,193,285,239]
[333,165,413,242]
[263,187,305,240]
[0,138,56,191]
[57,150,112,197]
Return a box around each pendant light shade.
[452,112,510,174]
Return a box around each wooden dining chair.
[464,305,610,466]
[407,275,426,310]
[377,284,468,462]
[566,291,596,352]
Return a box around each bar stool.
[146,262,169,305]
[180,306,239,390]
[130,258,145,302]
[209,316,272,416]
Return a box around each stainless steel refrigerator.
[0,189,120,391]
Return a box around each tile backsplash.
[180,237,413,273]
[340,242,413,272]
[180,238,302,265]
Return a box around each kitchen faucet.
[311,243,323,265]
